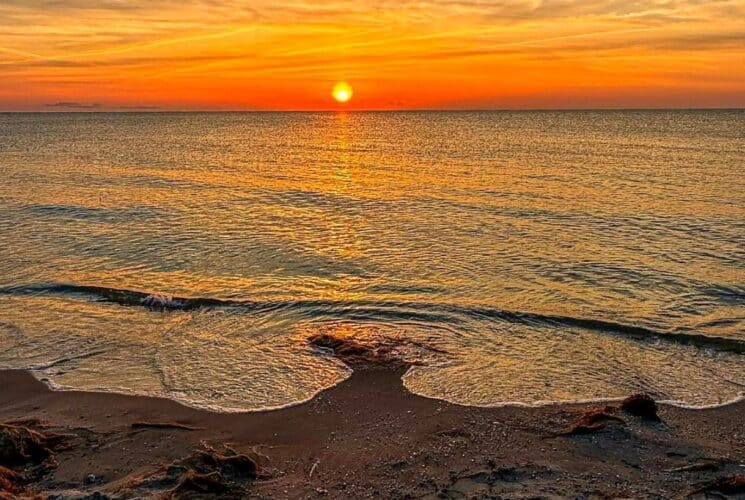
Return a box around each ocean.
[0,110,743,411]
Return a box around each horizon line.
[2,106,744,114]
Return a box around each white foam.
[141,293,183,309]
[30,364,354,413]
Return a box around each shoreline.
[35,366,356,415]
[2,368,744,498]
[31,366,745,414]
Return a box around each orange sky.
[1,0,744,110]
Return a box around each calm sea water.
[0,111,743,411]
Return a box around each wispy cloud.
[1,0,744,109]
[45,101,101,109]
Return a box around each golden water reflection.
[0,111,743,410]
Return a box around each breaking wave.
[3,282,744,354]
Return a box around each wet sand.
[0,368,743,499]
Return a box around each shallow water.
[0,110,743,411]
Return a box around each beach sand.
[0,367,743,499]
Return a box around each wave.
[28,349,107,371]
[0,283,226,310]
[2,282,744,354]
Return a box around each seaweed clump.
[0,465,23,497]
[309,325,446,369]
[131,444,261,498]
[558,393,664,436]
[0,423,57,469]
[688,475,745,497]
[560,406,626,436]
[0,421,72,498]
[309,332,412,368]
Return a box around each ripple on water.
[0,293,742,411]
[0,111,743,411]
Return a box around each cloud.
[1,0,743,109]
[112,105,162,110]
[42,101,163,110]
[45,101,100,108]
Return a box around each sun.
[332,82,353,103]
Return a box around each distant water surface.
[0,110,743,411]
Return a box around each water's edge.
[21,365,745,415]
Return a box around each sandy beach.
[1,364,743,499]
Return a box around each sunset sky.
[1,0,744,110]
